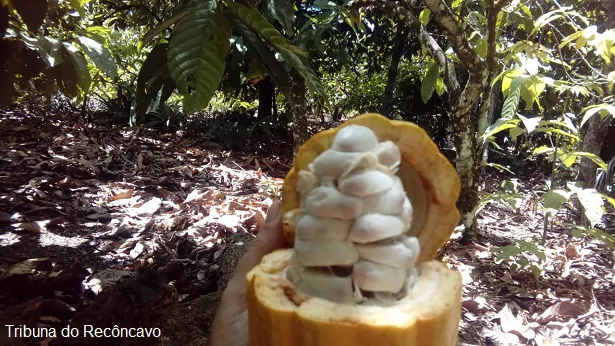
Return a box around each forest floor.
[0,104,613,346]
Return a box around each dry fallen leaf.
[217,214,241,230]
[463,296,490,314]
[0,258,51,281]
[85,269,135,295]
[13,221,44,233]
[130,241,145,259]
[56,177,84,188]
[110,188,134,201]
[538,301,584,323]
[132,197,162,216]
[482,328,520,346]
[495,303,536,341]
[564,244,579,260]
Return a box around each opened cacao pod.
[246,113,462,346]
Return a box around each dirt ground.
[0,104,613,345]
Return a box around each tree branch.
[494,0,512,13]
[418,26,461,103]
[351,0,461,103]
[421,0,483,75]
[485,0,498,77]
[477,0,499,138]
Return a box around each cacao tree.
[352,0,614,249]
[135,0,326,117]
[353,0,512,240]
[464,0,615,276]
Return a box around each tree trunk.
[423,0,502,243]
[477,0,502,173]
[579,107,611,187]
[451,78,484,243]
[356,0,505,242]
[481,80,501,167]
[316,104,324,126]
[332,106,342,121]
[289,69,308,153]
[579,0,615,187]
[380,21,406,118]
[273,89,278,117]
[257,75,274,118]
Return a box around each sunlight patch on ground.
[0,233,20,246]
[38,232,89,248]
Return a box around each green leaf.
[561,152,577,168]
[531,11,563,36]
[421,60,438,104]
[53,42,91,100]
[537,118,579,133]
[518,114,542,133]
[139,8,191,52]
[569,151,607,171]
[573,227,615,251]
[481,118,520,142]
[419,8,430,26]
[530,264,543,280]
[575,188,604,226]
[541,189,571,215]
[498,68,523,93]
[86,26,111,37]
[576,35,588,50]
[12,0,47,32]
[136,43,172,116]
[15,34,62,68]
[167,0,231,114]
[228,1,327,101]
[518,241,546,261]
[579,104,615,127]
[558,31,582,49]
[476,36,487,59]
[68,0,85,17]
[520,76,546,111]
[265,0,294,32]
[535,127,580,141]
[313,0,334,9]
[482,162,515,175]
[509,126,525,141]
[495,244,523,263]
[600,193,615,209]
[451,0,464,9]
[501,77,521,119]
[68,46,91,95]
[532,145,555,156]
[233,19,290,97]
[435,76,445,96]
[77,35,118,79]
[339,6,363,34]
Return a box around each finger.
[233,200,286,282]
[209,201,286,346]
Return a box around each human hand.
[207,200,286,346]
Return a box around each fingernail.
[265,200,282,224]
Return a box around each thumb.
[233,200,286,279]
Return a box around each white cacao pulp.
[285,124,421,305]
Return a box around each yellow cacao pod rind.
[246,249,462,346]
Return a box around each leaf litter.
[0,104,288,345]
[446,176,615,346]
[0,103,613,345]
